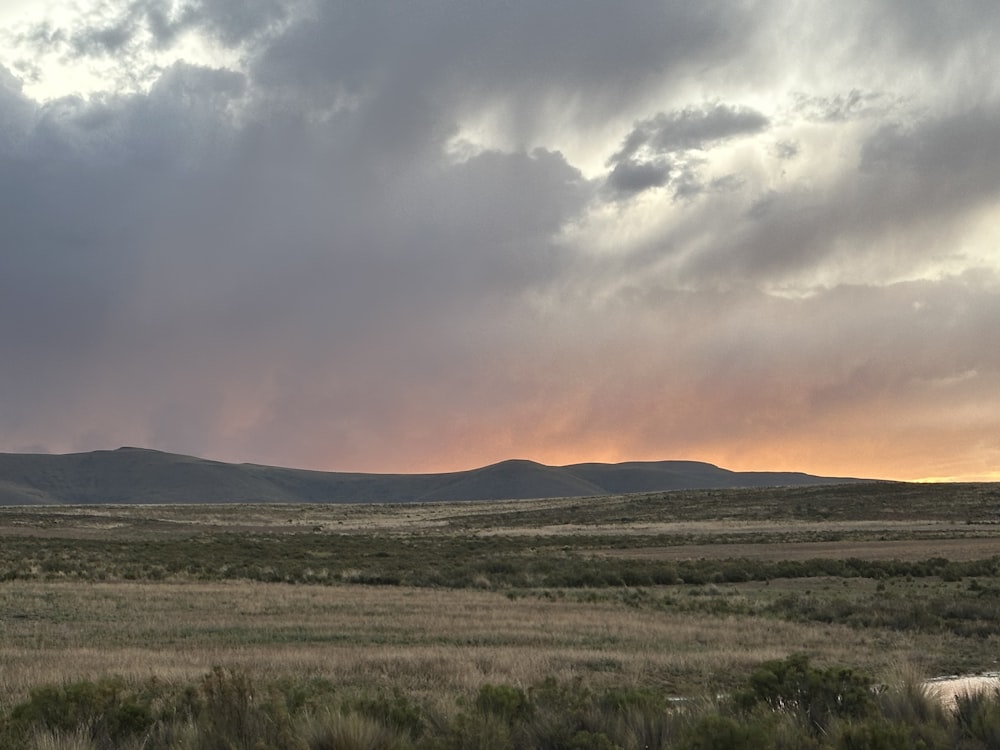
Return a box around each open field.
[3,481,1000,747]
[599,536,1000,561]
[0,580,908,706]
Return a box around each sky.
[1,1,999,482]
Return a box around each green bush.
[474,684,532,723]
[735,654,875,733]
[300,710,409,750]
[562,729,617,750]
[438,710,513,750]
[16,666,1000,749]
[952,688,1000,748]
[347,689,427,739]
[187,666,300,750]
[679,714,768,750]
[7,676,153,748]
[835,719,913,750]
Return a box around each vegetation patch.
[3,483,1000,745]
[5,660,1000,749]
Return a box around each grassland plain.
[3,482,1000,748]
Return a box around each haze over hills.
[0,447,872,506]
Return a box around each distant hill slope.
[0,447,868,505]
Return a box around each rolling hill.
[0,447,867,505]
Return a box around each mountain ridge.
[0,447,870,505]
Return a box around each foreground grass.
[1,580,913,708]
[5,657,1000,750]
[2,483,1000,746]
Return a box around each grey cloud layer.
[54,0,286,54]
[1,0,998,476]
[606,104,769,197]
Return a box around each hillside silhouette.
[0,447,866,505]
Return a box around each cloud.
[604,104,768,198]
[0,1,998,481]
[612,104,770,161]
[606,158,672,196]
[791,90,896,122]
[249,1,760,163]
[772,140,799,160]
[864,0,1000,61]
[163,0,289,47]
[860,107,1000,188]
[59,0,289,54]
[0,64,33,140]
[630,95,1000,294]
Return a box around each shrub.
[187,666,299,750]
[612,706,683,750]
[597,686,666,714]
[952,688,1000,747]
[876,669,946,728]
[474,684,532,723]
[834,719,912,750]
[300,710,409,750]
[529,678,592,717]
[273,676,339,715]
[439,711,513,750]
[561,729,617,750]
[735,654,875,733]
[346,689,426,739]
[679,714,768,750]
[7,677,153,749]
[25,726,98,750]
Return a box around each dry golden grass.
[4,486,999,719]
[0,579,926,710]
[598,536,1000,561]
[0,500,549,538]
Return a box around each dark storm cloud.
[0,64,33,142]
[656,98,1000,290]
[255,2,748,99]
[860,107,1000,185]
[606,158,672,196]
[604,104,768,198]
[250,1,757,161]
[1,1,999,479]
[0,60,250,448]
[70,15,139,56]
[865,0,1000,58]
[160,0,288,47]
[0,1,600,457]
[612,104,771,160]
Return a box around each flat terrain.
[600,536,1000,561]
[2,481,1000,712]
[0,580,901,707]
